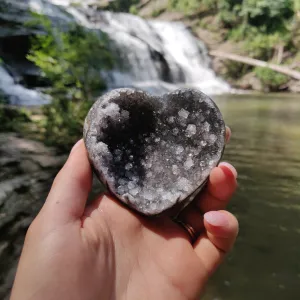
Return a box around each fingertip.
[70,139,84,155]
[209,166,230,187]
[68,141,92,190]
[204,210,239,238]
[194,211,238,277]
[218,162,237,179]
[204,211,229,227]
[209,166,223,182]
[202,163,238,207]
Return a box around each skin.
[10,128,238,300]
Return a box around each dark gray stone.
[84,88,226,216]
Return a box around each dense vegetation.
[169,0,300,91]
[107,0,140,12]
[0,105,32,133]
[25,14,115,150]
[168,0,299,56]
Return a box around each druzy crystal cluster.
[84,88,225,216]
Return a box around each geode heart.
[84,88,225,216]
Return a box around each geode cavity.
[83,88,225,216]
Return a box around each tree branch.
[210,51,300,80]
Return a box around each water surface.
[203,93,300,300]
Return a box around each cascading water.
[0,0,230,106]
[64,7,231,95]
[0,66,51,106]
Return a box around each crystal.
[84,88,225,216]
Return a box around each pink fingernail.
[219,162,237,179]
[225,126,231,143]
[70,139,83,154]
[204,211,229,227]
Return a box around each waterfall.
[0,66,50,106]
[63,7,230,95]
[0,0,230,106]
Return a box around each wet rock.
[84,88,226,216]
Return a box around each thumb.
[41,139,93,227]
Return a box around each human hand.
[11,130,238,300]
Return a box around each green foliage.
[169,0,297,59]
[230,27,292,60]
[168,0,299,90]
[168,0,201,14]
[200,0,294,34]
[26,13,115,150]
[292,3,300,48]
[151,8,165,18]
[108,0,139,12]
[27,14,114,102]
[295,0,300,11]
[129,5,138,15]
[42,98,92,150]
[254,67,289,91]
[0,105,32,133]
[169,0,296,32]
[239,0,293,30]
[223,61,252,80]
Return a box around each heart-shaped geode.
[84,88,225,216]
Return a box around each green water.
[203,94,300,300]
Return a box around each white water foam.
[0,66,50,106]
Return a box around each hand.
[11,134,238,300]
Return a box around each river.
[203,93,300,300]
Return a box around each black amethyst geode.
[83,88,226,216]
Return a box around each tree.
[27,13,114,102]
[26,14,115,150]
[108,0,139,12]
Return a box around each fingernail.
[204,211,229,227]
[219,162,237,179]
[70,139,83,154]
[225,126,231,143]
